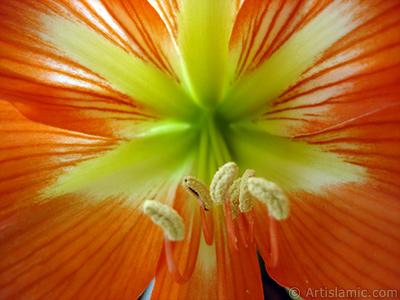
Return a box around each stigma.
[143,162,290,284]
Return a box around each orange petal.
[0,195,164,300]
[254,104,400,299]
[0,0,181,138]
[244,0,400,137]
[0,100,120,216]
[0,100,169,299]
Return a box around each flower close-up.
[0,0,399,299]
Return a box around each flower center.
[143,162,290,284]
[192,108,233,182]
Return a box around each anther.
[143,200,185,241]
[183,176,212,211]
[210,162,238,205]
[248,178,289,220]
[238,169,256,213]
[228,178,241,219]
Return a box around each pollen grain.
[228,178,241,219]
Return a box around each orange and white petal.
[0,100,176,299]
[0,0,193,138]
[248,0,400,136]
[147,0,180,40]
[229,0,329,80]
[0,100,121,216]
[223,0,400,127]
[254,104,400,299]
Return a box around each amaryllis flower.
[0,0,399,299]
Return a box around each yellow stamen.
[239,169,256,213]
[229,178,241,219]
[182,176,212,211]
[210,162,238,205]
[143,200,185,241]
[248,178,289,220]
